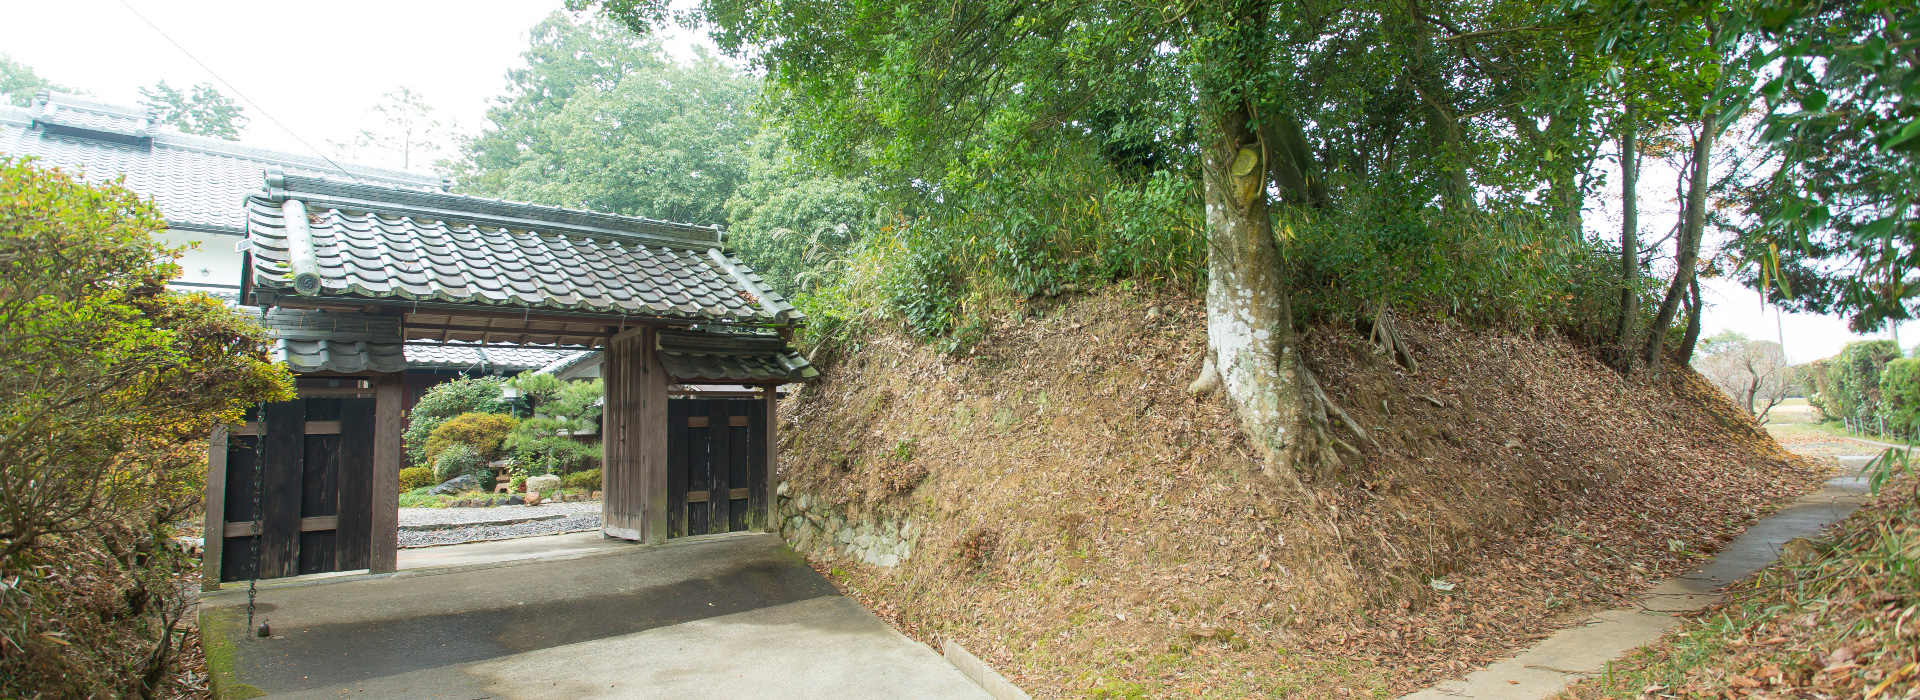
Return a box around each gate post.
[603,327,670,543]
[369,374,403,573]
[201,425,229,591]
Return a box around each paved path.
[201,533,991,699]
[1398,472,1870,700]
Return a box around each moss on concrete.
[199,607,265,700]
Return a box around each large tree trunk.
[1194,103,1310,479]
[1615,102,1639,372]
[1645,113,1715,370]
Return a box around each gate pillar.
[602,326,670,543]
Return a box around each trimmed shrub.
[563,469,602,491]
[1882,358,1920,431]
[399,466,436,492]
[1826,340,1902,421]
[424,412,519,467]
[432,443,488,483]
[403,377,511,467]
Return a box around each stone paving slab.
[1398,474,1870,700]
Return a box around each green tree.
[1730,0,1920,334]
[725,132,880,297]
[0,155,292,695]
[138,80,247,140]
[0,54,77,107]
[333,86,452,171]
[455,13,758,225]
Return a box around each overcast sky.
[0,0,1889,363]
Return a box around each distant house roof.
[242,173,801,326]
[405,343,585,373]
[0,91,443,235]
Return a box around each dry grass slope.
[776,289,1821,699]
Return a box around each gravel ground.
[397,502,602,548]
[398,501,602,528]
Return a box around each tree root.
[1188,356,1221,396]
[1370,301,1418,373]
[1298,364,1380,475]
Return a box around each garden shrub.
[403,377,510,467]
[398,467,436,492]
[1826,340,1902,420]
[432,443,488,483]
[564,469,602,491]
[1881,358,1920,431]
[424,412,519,467]
[0,156,292,695]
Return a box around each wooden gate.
[667,397,769,538]
[213,398,376,582]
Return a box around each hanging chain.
[247,306,269,637]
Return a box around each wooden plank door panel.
[335,397,376,571]
[260,400,306,579]
[726,400,750,533]
[747,396,770,532]
[707,399,732,535]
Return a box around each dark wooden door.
[667,397,768,538]
[218,398,376,582]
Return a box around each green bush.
[399,466,436,492]
[1827,340,1903,420]
[403,377,510,467]
[563,469,602,491]
[432,442,488,483]
[424,412,519,467]
[1882,358,1920,431]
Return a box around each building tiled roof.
[0,91,443,234]
[243,173,801,325]
[258,308,407,374]
[654,330,818,383]
[404,343,585,373]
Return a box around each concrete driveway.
[201,533,992,700]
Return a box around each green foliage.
[404,377,509,467]
[398,466,436,492]
[563,469,602,491]
[504,417,598,475]
[138,80,247,140]
[725,131,881,297]
[0,54,76,107]
[431,442,489,483]
[0,155,292,694]
[1881,358,1920,431]
[1733,0,1920,332]
[454,13,758,225]
[1825,340,1903,421]
[424,412,519,468]
[330,86,450,171]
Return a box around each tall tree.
[332,87,452,171]
[138,80,247,140]
[0,54,76,107]
[454,13,757,226]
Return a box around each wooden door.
[217,397,376,582]
[667,397,768,538]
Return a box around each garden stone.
[506,495,524,505]
[525,474,562,494]
[429,475,480,495]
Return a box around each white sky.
[2,1,1884,363]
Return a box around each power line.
[114,0,364,183]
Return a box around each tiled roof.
[654,330,818,383]
[258,308,406,374]
[404,343,585,373]
[534,350,603,378]
[243,173,801,325]
[0,91,443,234]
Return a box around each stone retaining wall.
[776,484,917,568]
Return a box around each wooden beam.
[230,420,342,436]
[223,516,338,538]
[201,425,228,592]
[368,375,402,574]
